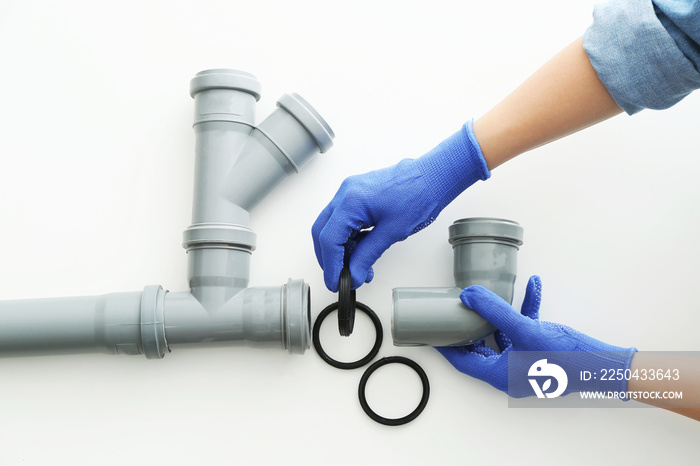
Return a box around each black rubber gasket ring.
[358,356,430,426]
[337,266,356,336]
[313,300,382,370]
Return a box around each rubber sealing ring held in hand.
[313,301,382,370]
[358,356,430,426]
[337,266,356,336]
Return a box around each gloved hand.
[312,120,490,291]
[437,276,637,398]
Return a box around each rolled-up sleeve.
[583,0,700,114]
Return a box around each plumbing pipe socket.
[392,218,524,347]
[0,69,333,358]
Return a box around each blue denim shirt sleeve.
[583,0,700,114]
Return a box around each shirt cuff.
[583,0,700,114]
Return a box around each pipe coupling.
[283,278,311,355]
[140,285,169,359]
[183,223,257,252]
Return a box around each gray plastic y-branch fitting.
[392,218,523,347]
[0,69,334,358]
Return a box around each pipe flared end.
[283,279,311,355]
[448,217,524,247]
[276,93,334,153]
[141,285,169,359]
[223,93,335,211]
[183,223,257,252]
[190,69,262,100]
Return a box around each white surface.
[0,0,699,464]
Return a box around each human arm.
[312,0,700,291]
[478,0,700,170]
[474,37,622,170]
[312,38,620,291]
[628,352,700,421]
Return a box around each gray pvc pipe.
[164,279,309,352]
[0,69,332,358]
[180,70,333,355]
[223,92,334,212]
[0,287,164,358]
[392,218,524,347]
[189,69,258,227]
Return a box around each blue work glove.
[312,120,490,291]
[437,276,637,398]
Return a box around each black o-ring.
[313,300,382,370]
[358,356,430,426]
[337,266,356,336]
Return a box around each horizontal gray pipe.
[0,288,158,358]
[164,279,309,353]
[0,69,332,358]
[0,280,310,358]
[392,287,496,347]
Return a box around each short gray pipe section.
[222,92,334,212]
[0,69,332,358]
[0,290,149,357]
[392,218,524,347]
[164,279,310,352]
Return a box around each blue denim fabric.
[583,0,700,114]
[655,1,700,72]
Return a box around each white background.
[0,0,699,464]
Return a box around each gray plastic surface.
[0,292,144,357]
[392,218,524,347]
[0,69,333,358]
[223,93,334,211]
[162,279,309,354]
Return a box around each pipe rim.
[190,69,262,100]
[183,223,257,252]
[276,93,334,153]
[140,285,169,359]
[448,217,523,246]
[284,279,311,355]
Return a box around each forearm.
[473,37,622,170]
[628,352,700,421]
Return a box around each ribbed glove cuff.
[415,120,491,211]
